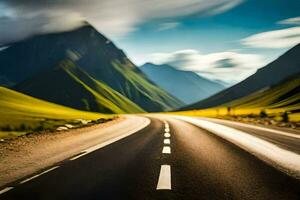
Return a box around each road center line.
[156,165,171,190]
[164,133,171,138]
[20,166,60,184]
[0,187,13,195]
[164,139,170,144]
[162,146,171,154]
[165,128,170,132]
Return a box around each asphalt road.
[1,116,299,200]
[202,117,300,154]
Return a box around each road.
[0,115,299,200]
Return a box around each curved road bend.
[0,115,299,200]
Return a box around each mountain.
[0,86,105,138]
[140,63,225,104]
[15,60,144,114]
[224,73,300,112]
[182,44,300,110]
[0,23,182,112]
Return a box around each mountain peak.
[0,26,182,112]
[140,62,225,104]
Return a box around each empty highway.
[0,115,299,200]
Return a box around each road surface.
[0,115,299,200]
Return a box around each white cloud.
[241,26,300,49]
[278,16,300,25]
[148,49,266,83]
[157,22,180,31]
[0,0,243,43]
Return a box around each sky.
[0,0,300,84]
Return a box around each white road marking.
[69,118,151,161]
[176,116,300,179]
[204,118,300,139]
[70,152,88,161]
[164,133,171,138]
[164,139,170,144]
[165,123,169,128]
[162,146,171,154]
[165,128,170,132]
[20,166,60,184]
[156,165,171,190]
[0,187,13,195]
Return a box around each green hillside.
[15,60,145,114]
[224,74,300,111]
[175,74,300,122]
[0,86,108,139]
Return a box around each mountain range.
[182,43,300,110]
[0,24,183,113]
[140,63,225,104]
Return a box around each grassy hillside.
[176,74,300,122]
[15,60,145,114]
[0,86,108,139]
[224,74,300,110]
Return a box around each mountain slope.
[15,60,144,114]
[0,86,106,138]
[224,73,300,112]
[0,24,182,111]
[182,44,300,110]
[140,63,225,104]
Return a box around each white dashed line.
[20,166,60,184]
[0,187,13,195]
[164,139,170,144]
[164,133,171,138]
[162,146,171,154]
[165,128,170,132]
[156,165,171,190]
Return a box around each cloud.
[278,16,300,25]
[241,26,300,49]
[0,0,243,44]
[157,22,180,31]
[0,12,86,44]
[148,49,266,83]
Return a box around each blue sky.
[1,0,300,83]
[113,0,300,83]
[116,0,299,60]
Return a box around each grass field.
[0,86,111,139]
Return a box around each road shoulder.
[0,115,150,187]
